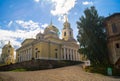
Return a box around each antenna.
[65,14,68,22]
[8,41,10,45]
[50,16,53,25]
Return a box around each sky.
[0,0,120,55]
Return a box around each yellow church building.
[16,18,80,63]
[1,41,15,64]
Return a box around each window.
[70,31,71,36]
[55,53,57,58]
[66,54,67,60]
[112,23,117,33]
[55,49,58,51]
[8,50,10,52]
[64,32,66,36]
[116,43,119,48]
[36,53,37,58]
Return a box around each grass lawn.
[9,68,26,72]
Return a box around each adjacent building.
[1,41,15,64]
[16,18,80,63]
[105,13,120,68]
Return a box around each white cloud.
[34,0,40,3]
[8,21,13,27]
[16,20,40,30]
[82,1,93,5]
[50,0,76,22]
[0,20,45,51]
[58,15,67,22]
[41,23,48,28]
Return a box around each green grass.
[10,68,26,72]
[0,64,6,66]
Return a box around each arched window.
[116,43,119,48]
[112,23,117,33]
[64,32,66,36]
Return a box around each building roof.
[105,13,120,21]
[21,38,35,45]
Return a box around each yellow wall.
[33,41,61,59]
[1,45,15,64]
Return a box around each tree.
[77,6,108,65]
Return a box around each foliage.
[77,6,109,65]
[10,68,26,72]
[84,65,120,76]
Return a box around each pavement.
[0,65,120,81]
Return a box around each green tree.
[77,6,108,65]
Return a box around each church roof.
[105,13,120,21]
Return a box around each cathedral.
[16,18,80,62]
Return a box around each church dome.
[44,22,59,39]
[3,41,12,48]
[36,32,44,40]
[44,23,59,35]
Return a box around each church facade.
[16,18,80,63]
[1,41,15,64]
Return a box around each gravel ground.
[0,65,120,81]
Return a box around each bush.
[84,65,120,76]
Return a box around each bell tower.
[62,16,73,41]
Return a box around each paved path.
[0,65,120,81]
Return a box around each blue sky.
[0,0,120,54]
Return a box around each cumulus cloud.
[82,1,93,5]
[16,20,40,30]
[50,0,77,22]
[41,23,48,28]
[34,0,40,3]
[0,20,45,52]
